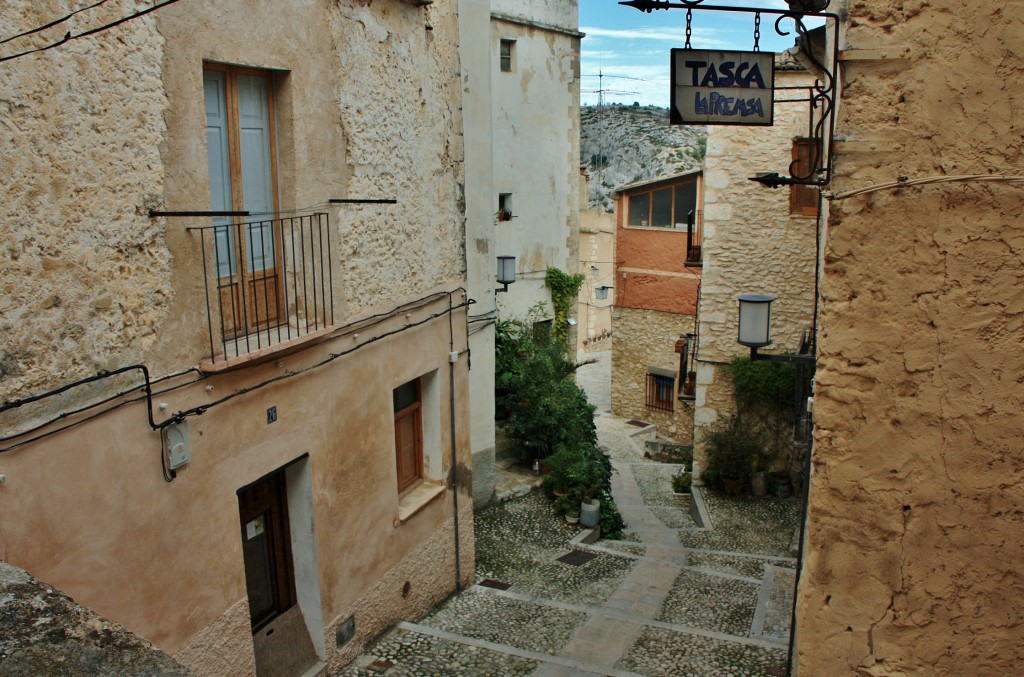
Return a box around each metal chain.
[753,12,761,52]
[685,8,692,49]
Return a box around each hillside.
[581,105,706,212]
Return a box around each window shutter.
[790,138,820,216]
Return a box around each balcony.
[685,209,703,267]
[188,213,335,368]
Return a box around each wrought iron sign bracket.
[620,0,840,188]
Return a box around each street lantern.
[737,294,774,348]
[496,256,516,293]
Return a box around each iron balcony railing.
[685,209,703,266]
[188,213,334,363]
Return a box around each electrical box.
[163,422,191,470]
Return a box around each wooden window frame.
[394,379,424,493]
[790,138,820,216]
[625,177,700,230]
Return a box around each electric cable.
[0,0,111,46]
[0,0,184,64]
[0,291,469,453]
[824,174,1024,201]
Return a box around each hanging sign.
[670,49,775,126]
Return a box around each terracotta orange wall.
[796,1,1024,674]
[615,201,701,314]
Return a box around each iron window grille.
[646,369,676,413]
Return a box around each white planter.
[580,499,600,528]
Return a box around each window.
[626,177,699,229]
[646,368,676,413]
[238,470,296,631]
[204,64,282,337]
[497,193,513,221]
[394,378,424,492]
[500,39,515,73]
[790,138,820,216]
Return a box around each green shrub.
[703,414,764,490]
[671,471,692,494]
[496,307,596,459]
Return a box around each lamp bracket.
[750,346,816,364]
[620,0,840,187]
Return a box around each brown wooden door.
[238,471,296,631]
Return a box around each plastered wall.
[796,2,1024,674]
[577,198,615,353]
[491,0,581,321]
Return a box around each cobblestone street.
[336,390,801,676]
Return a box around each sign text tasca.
[671,49,775,126]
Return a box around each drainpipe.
[448,291,462,593]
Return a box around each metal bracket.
[620,0,841,187]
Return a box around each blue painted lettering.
[684,60,708,87]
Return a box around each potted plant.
[703,414,764,496]
[671,471,692,508]
[542,446,584,498]
[495,208,513,222]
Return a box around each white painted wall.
[490,0,581,321]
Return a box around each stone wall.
[611,306,695,443]
[693,65,818,464]
[0,0,171,399]
[796,2,1024,674]
[0,0,466,401]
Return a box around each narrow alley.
[337,354,800,676]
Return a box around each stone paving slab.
[754,566,796,643]
[421,588,585,656]
[657,569,762,636]
[678,492,801,558]
[617,626,788,677]
[475,491,639,606]
[337,627,538,677]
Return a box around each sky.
[580,1,818,108]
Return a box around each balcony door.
[205,65,282,338]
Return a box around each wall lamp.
[595,285,613,300]
[737,294,815,364]
[496,255,516,293]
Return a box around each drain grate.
[556,550,598,566]
[626,419,648,427]
[367,659,394,673]
[478,578,512,590]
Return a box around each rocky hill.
[581,105,706,212]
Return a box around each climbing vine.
[544,267,585,344]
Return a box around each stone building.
[796,1,1024,673]
[610,171,703,442]
[461,0,582,505]
[692,52,819,471]
[0,1,473,675]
